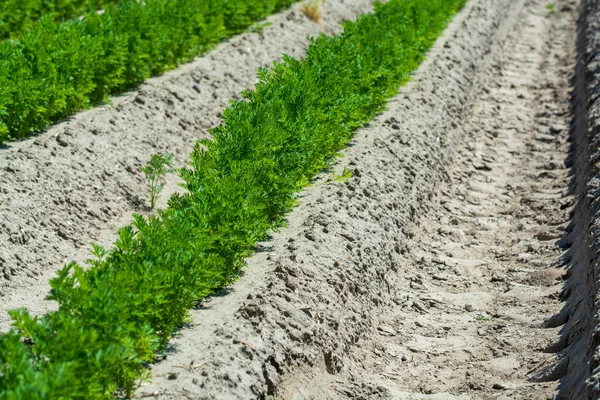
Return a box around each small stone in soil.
[167,372,179,380]
[473,162,492,171]
[56,134,69,147]
[538,230,561,240]
[492,382,516,390]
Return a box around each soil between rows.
[0,0,586,398]
[276,0,579,397]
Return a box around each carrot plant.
[0,0,297,144]
[141,153,174,210]
[0,0,467,397]
[0,0,117,40]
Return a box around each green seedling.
[545,3,555,13]
[333,168,353,182]
[316,167,352,186]
[249,21,272,34]
[475,314,495,322]
[141,153,174,210]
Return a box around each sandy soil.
[553,0,600,398]
[0,0,376,331]
[580,1,600,394]
[277,0,578,397]
[0,0,588,398]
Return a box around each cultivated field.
[1,0,599,398]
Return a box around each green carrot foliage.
[0,0,467,397]
[0,0,118,40]
[0,0,297,144]
[141,153,174,211]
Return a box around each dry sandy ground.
[553,0,600,397]
[0,0,585,398]
[277,0,578,397]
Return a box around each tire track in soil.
[277,0,578,398]
[554,0,600,396]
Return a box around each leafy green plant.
[333,168,353,182]
[545,3,555,13]
[0,0,298,144]
[0,0,118,40]
[249,21,273,34]
[0,0,467,397]
[475,314,495,322]
[141,153,174,210]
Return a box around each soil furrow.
[554,0,600,397]
[277,0,578,397]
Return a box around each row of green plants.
[0,0,467,398]
[0,0,117,40]
[0,0,297,143]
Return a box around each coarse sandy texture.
[276,0,579,397]
[130,0,578,398]
[0,0,376,332]
[556,0,600,398]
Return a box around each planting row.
[0,0,467,398]
[0,0,296,143]
[0,0,117,40]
